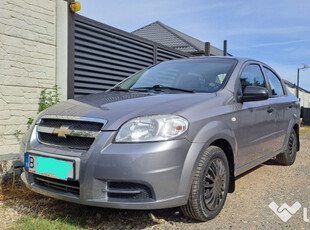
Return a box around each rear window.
[263,67,285,96]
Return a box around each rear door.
[235,63,275,168]
[263,67,291,151]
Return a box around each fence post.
[205,42,210,56]
[67,0,75,99]
[223,40,227,56]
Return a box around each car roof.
[160,56,280,78]
[163,56,258,64]
[162,56,276,70]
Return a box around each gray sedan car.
[20,57,299,221]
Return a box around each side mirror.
[241,86,269,102]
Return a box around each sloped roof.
[283,79,310,94]
[132,21,225,56]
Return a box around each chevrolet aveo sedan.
[20,57,300,221]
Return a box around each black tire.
[276,129,298,166]
[181,146,230,221]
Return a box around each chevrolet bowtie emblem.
[53,126,72,138]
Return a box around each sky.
[78,0,310,90]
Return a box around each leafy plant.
[14,130,23,141]
[38,85,60,113]
[27,118,34,129]
[14,85,60,139]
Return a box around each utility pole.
[297,68,300,98]
[296,64,310,99]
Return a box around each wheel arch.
[293,123,300,151]
[180,134,237,202]
[284,120,300,151]
[209,139,235,193]
[179,120,238,201]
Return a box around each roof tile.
[132,21,227,56]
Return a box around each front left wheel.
[181,146,230,221]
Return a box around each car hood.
[40,92,216,130]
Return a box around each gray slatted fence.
[302,107,310,125]
[74,15,192,97]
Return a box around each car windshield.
[116,59,237,93]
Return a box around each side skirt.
[235,147,285,177]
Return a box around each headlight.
[115,115,188,142]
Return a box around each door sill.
[235,148,284,177]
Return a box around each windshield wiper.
[109,86,149,92]
[132,85,194,93]
[109,86,129,92]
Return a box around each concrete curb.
[0,153,20,161]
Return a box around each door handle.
[267,108,274,113]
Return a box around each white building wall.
[285,84,310,108]
[0,0,67,155]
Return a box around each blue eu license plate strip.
[25,153,29,170]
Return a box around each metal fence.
[302,107,310,125]
[72,15,192,97]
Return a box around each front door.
[235,63,276,169]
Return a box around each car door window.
[263,67,285,96]
[240,64,266,93]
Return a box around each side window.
[240,64,266,92]
[263,67,285,96]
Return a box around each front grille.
[38,133,95,149]
[107,182,153,200]
[37,118,104,149]
[40,119,103,131]
[34,174,80,196]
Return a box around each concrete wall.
[0,0,67,156]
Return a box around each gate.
[71,15,192,97]
[302,107,310,125]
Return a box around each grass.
[11,216,86,230]
[0,184,91,230]
[300,123,310,136]
[0,182,173,230]
[1,204,9,209]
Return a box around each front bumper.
[21,131,202,209]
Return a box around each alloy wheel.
[203,158,227,211]
[288,132,297,159]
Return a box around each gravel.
[1,133,310,229]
